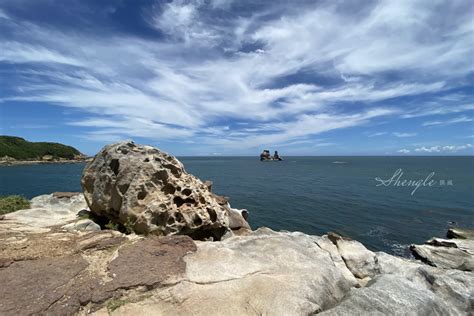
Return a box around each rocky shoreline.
[0,141,472,315]
[0,158,90,166]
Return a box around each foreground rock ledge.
[81,141,249,240]
[1,194,473,315]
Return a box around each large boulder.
[81,141,249,239]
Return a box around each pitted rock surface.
[81,142,248,239]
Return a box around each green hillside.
[0,136,82,160]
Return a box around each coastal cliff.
[0,136,86,165]
[0,142,472,315]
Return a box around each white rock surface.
[108,228,474,316]
[410,235,474,271]
[3,193,87,233]
[63,219,101,232]
[111,229,354,315]
[335,238,378,279]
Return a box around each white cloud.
[0,42,82,65]
[398,149,410,154]
[393,132,417,137]
[402,103,474,118]
[414,144,473,153]
[0,8,9,19]
[422,116,473,126]
[368,132,387,137]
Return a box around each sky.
[0,0,473,156]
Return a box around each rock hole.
[174,212,184,223]
[118,183,130,194]
[182,188,192,196]
[173,196,185,207]
[162,183,176,195]
[152,170,169,184]
[184,198,196,205]
[151,212,169,226]
[193,215,203,226]
[109,159,120,175]
[188,227,227,241]
[163,163,181,177]
[137,190,147,200]
[207,208,217,222]
[144,158,150,162]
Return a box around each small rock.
[63,219,101,232]
[52,192,80,199]
[76,209,91,218]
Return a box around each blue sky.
[0,0,473,156]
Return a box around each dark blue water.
[1,157,473,255]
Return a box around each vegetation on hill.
[0,136,82,160]
[0,195,30,214]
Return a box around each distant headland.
[0,136,87,165]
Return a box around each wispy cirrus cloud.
[393,132,417,138]
[0,0,473,154]
[423,116,473,127]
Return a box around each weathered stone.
[4,193,87,233]
[81,141,249,239]
[335,238,378,279]
[53,191,80,199]
[91,236,196,304]
[114,229,354,315]
[410,244,474,271]
[63,219,101,232]
[76,231,126,251]
[320,275,452,315]
[0,255,89,315]
[447,227,474,240]
[374,252,474,315]
[312,235,359,287]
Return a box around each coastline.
[0,191,472,315]
[0,159,89,166]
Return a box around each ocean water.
[1,157,473,256]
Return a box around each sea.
[1,156,473,256]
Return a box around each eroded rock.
[447,227,474,240]
[0,255,89,315]
[335,238,378,279]
[410,229,474,271]
[115,229,354,315]
[63,219,101,232]
[81,141,249,239]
